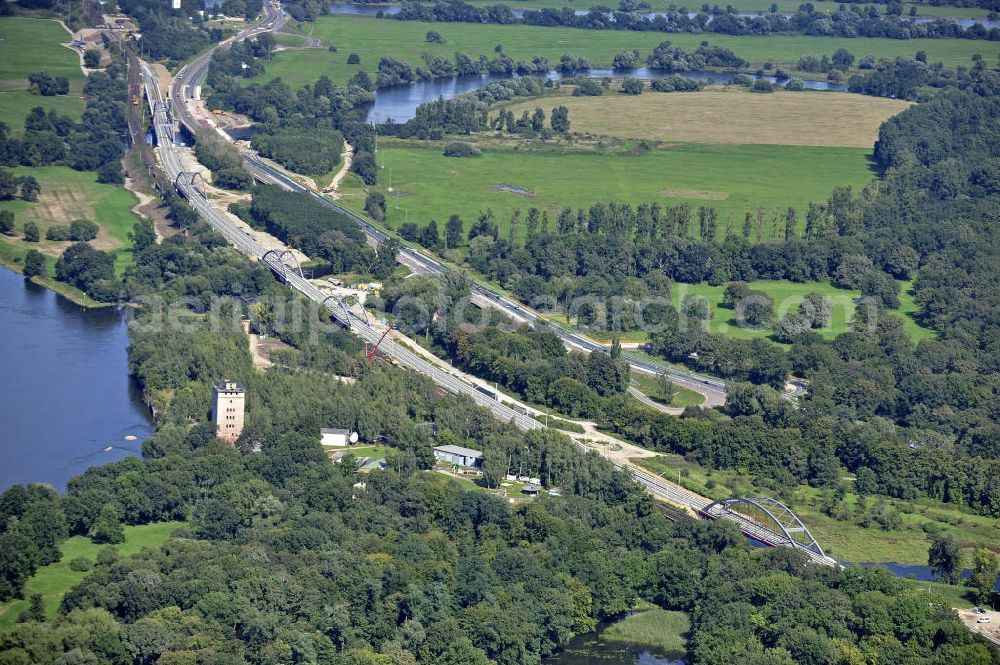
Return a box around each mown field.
[265,14,990,89]
[501,87,912,148]
[372,139,875,239]
[0,166,142,275]
[0,17,86,131]
[0,521,186,628]
[634,453,999,566]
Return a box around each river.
[0,267,153,492]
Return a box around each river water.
[0,267,153,492]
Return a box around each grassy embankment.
[0,17,86,132]
[634,453,999,567]
[0,521,186,629]
[264,15,989,89]
[603,600,690,657]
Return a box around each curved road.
[164,4,728,408]
[134,8,847,565]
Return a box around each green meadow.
[669,279,935,342]
[263,14,990,89]
[0,17,86,131]
[370,140,875,240]
[603,600,690,656]
[0,166,143,276]
[0,521,186,628]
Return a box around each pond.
[545,618,686,665]
[0,267,153,491]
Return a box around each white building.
[433,445,483,468]
[211,380,245,444]
[320,428,357,447]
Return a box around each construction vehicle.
[131,96,140,105]
[365,320,397,362]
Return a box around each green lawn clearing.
[0,17,86,131]
[630,370,705,408]
[372,141,876,242]
[0,521,186,628]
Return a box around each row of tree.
[393,0,1000,41]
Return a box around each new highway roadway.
[134,7,838,566]
[163,2,728,409]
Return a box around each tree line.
[394,0,1000,41]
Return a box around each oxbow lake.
[0,267,153,491]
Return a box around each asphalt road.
[163,3,728,409]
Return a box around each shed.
[433,444,483,468]
[522,484,543,496]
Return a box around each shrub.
[443,141,481,158]
[731,74,753,87]
[69,219,99,241]
[425,30,444,44]
[46,225,71,241]
[573,80,603,96]
[23,249,45,278]
[751,79,774,93]
[620,78,644,95]
[347,53,360,65]
[83,49,101,68]
[0,210,13,234]
[68,557,92,572]
[785,78,804,91]
[23,222,39,242]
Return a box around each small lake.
[0,267,153,492]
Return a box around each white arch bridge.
[701,497,838,565]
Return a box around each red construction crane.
[366,320,397,362]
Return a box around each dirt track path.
[323,142,353,199]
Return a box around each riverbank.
[0,259,109,308]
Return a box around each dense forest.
[371,76,1000,519]
[2,214,998,663]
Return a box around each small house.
[522,484,543,497]
[433,444,483,468]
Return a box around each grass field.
[0,521,186,628]
[0,166,142,276]
[670,279,934,342]
[263,15,991,89]
[603,601,689,656]
[0,17,86,131]
[501,87,911,148]
[634,454,999,565]
[373,140,875,240]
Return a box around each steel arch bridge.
[174,171,207,199]
[321,294,369,328]
[261,249,303,282]
[702,497,827,559]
